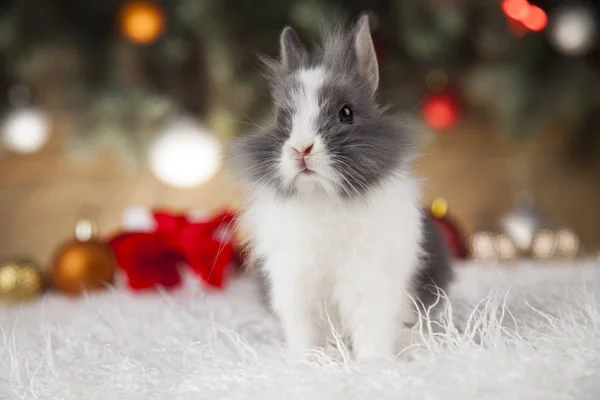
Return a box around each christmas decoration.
[0,1,597,167]
[471,196,582,262]
[120,1,166,45]
[522,6,547,32]
[531,229,556,259]
[531,228,582,260]
[495,233,518,261]
[51,220,116,295]
[1,107,51,154]
[0,259,45,303]
[501,0,548,32]
[427,197,468,259]
[108,209,237,291]
[148,116,222,188]
[468,231,518,263]
[548,4,598,56]
[422,93,459,131]
[469,232,498,262]
[554,229,581,258]
[502,201,542,252]
[472,225,582,262]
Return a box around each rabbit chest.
[244,175,424,283]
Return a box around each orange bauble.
[120,1,165,45]
[51,221,116,295]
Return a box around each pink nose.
[293,144,314,169]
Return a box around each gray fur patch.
[412,213,455,317]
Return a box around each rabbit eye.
[338,105,353,124]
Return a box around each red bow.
[108,209,237,291]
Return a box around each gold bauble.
[555,229,580,258]
[51,220,116,296]
[120,1,165,45]
[431,197,448,219]
[469,231,497,262]
[495,233,517,262]
[0,259,44,303]
[531,229,556,259]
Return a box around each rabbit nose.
[292,143,314,169]
[293,143,314,157]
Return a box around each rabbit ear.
[354,14,379,94]
[280,26,308,70]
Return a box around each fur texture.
[1,263,599,399]
[229,15,453,362]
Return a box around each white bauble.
[1,107,51,153]
[549,5,597,56]
[148,117,221,188]
[502,204,542,251]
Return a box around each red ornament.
[426,199,468,259]
[501,0,530,21]
[422,93,459,131]
[501,0,547,33]
[108,209,237,291]
[522,6,547,32]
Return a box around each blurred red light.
[501,0,531,21]
[423,95,458,131]
[522,6,547,31]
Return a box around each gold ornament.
[531,228,580,260]
[120,1,165,45]
[555,229,580,258]
[431,197,448,219]
[0,259,44,303]
[495,233,517,262]
[531,229,556,259]
[51,220,116,296]
[469,232,497,262]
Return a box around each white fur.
[245,64,425,360]
[244,174,423,361]
[289,67,324,148]
[279,67,338,196]
[3,263,599,399]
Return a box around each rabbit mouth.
[293,168,316,180]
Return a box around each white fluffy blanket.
[1,262,599,400]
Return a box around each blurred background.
[1,0,599,266]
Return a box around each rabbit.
[228,14,454,362]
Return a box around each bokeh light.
[495,234,517,261]
[120,1,165,45]
[501,0,547,32]
[470,232,497,262]
[431,197,448,218]
[1,108,51,154]
[555,229,580,258]
[532,229,555,259]
[422,94,459,131]
[148,117,222,188]
[549,5,597,56]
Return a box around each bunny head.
[230,14,417,200]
